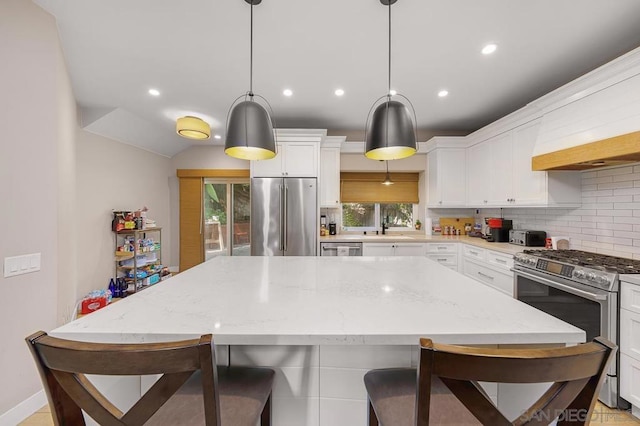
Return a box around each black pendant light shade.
[364,0,417,161]
[366,100,416,160]
[224,0,277,160]
[225,98,276,160]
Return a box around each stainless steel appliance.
[514,249,640,409]
[320,242,362,256]
[251,177,317,256]
[509,230,547,246]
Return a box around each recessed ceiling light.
[438,90,449,98]
[334,89,345,97]
[482,44,497,55]
[283,89,293,97]
[214,134,221,140]
[389,89,397,96]
[148,88,160,96]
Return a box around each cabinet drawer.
[621,308,640,362]
[486,250,514,271]
[426,243,457,254]
[463,259,513,296]
[463,245,486,261]
[620,353,640,408]
[622,282,640,314]
[427,254,457,267]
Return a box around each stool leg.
[261,393,272,426]
[368,398,379,426]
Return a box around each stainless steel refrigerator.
[251,177,317,256]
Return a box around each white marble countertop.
[320,234,525,255]
[52,257,584,346]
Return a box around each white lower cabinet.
[621,281,640,417]
[362,242,426,256]
[426,243,459,271]
[461,244,514,296]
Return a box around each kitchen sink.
[335,234,414,240]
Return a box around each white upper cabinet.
[251,141,319,178]
[466,142,491,206]
[465,119,581,207]
[426,147,466,207]
[319,139,342,208]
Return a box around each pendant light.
[225,0,277,160]
[365,0,417,161]
[382,161,394,185]
[176,116,211,140]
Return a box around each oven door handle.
[514,269,608,302]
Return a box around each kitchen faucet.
[382,222,387,235]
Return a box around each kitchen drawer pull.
[477,271,494,280]
[437,258,448,262]
[437,246,448,250]
[495,259,507,264]
[469,250,479,255]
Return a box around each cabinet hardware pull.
[469,250,478,255]
[437,258,447,262]
[496,259,507,264]
[477,271,494,280]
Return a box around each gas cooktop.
[522,249,640,274]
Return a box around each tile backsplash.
[428,163,640,260]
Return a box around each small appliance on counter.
[328,223,337,235]
[509,230,547,247]
[486,218,512,242]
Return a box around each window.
[342,203,416,231]
[204,179,250,259]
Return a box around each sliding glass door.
[203,179,250,260]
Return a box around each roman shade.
[340,172,419,204]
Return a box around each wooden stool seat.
[26,331,274,426]
[364,337,616,426]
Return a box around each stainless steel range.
[513,249,640,409]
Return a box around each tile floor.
[18,402,640,425]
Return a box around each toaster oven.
[509,230,547,246]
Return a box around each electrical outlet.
[3,253,41,278]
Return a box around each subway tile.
[584,176,613,185]
[597,222,633,231]
[581,184,598,191]
[579,222,597,229]
[613,173,640,182]
[597,236,633,245]
[598,196,634,203]
[582,241,614,250]
[582,228,614,237]
[577,209,597,216]
[581,197,597,204]
[582,171,598,179]
[614,230,640,239]
[614,187,640,196]
[581,216,614,223]
[598,182,634,190]
[634,180,640,187]
[634,165,640,173]
[635,224,640,232]
[598,209,632,216]
[614,203,640,209]
[582,190,613,197]
[596,166,634,177]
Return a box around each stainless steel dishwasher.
[320,242,362,256]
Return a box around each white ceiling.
[35,0,640,157]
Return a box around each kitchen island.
[51,256,584,425]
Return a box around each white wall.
[75,130,172,298]
[0,0,76,419]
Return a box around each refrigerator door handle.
[283,184,288,252]
[279,184,285,251]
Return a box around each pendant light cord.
[249,3,254,96]
[388,3,391,96]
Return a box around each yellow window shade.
[340,172,419,204]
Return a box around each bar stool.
[26,332,274,426]
[364,337,616,426]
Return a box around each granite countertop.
[52,256,583,346]
[320,234,525,255]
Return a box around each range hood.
[532,130,640,171]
